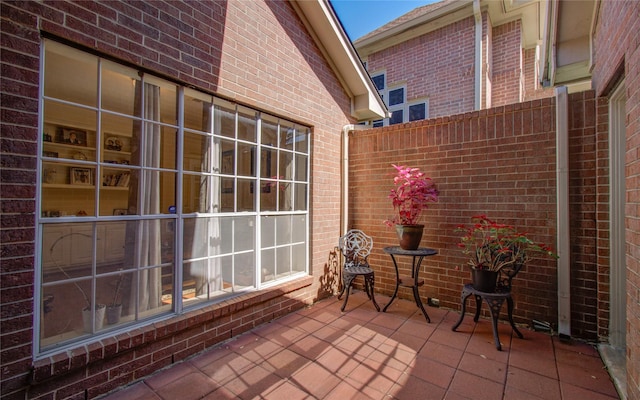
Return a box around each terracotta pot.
[395,224,424,250]
[471,268,498,292]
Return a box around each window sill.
[31,275,314,384]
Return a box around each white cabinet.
[42,225,72,269]
[102,223,126,263]
[71,224,95,266]
[42,223,126,271]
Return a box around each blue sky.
[330,0,439,41]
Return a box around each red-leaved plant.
[455,215,557,272]
[384,164,438,227]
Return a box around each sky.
[330,0,439,41]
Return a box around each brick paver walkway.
[100,291,620,400]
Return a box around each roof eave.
[290,0,389,121]
[540,0,596,87]
[355,0,473,58]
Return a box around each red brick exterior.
[364,12,552,119]
[491,20,522,106]
[2,0,639,399]
[348,94,606,341]
[366,16,477,118]
[359,2,640,396]
[522,47,555,101]
[1,1,350,398]
[591,1,640,398]
[567,91,608,341]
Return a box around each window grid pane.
[372,74,385,90]
[388,88,404,106]
[39,40,310,353]
[409,103,427,121]
[390,109,404,125]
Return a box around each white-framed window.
[37,40,310,353]
[371,72,385,92]
[387,86,406,125]
[369,72,428,126]
[408,100,428,122]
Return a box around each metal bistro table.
[383,246,438,323]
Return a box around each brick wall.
[348,94,603,340]
[366,16,477,118]
[522,47,555,102]
[591,1,640,399]
[566,90,604,340]
[1,1,350,398]
[364,13,553,120]
[491,20,522,106]
[594,93,611,343]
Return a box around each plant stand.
[451,284,523,350]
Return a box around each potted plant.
[384,164,438,249]
[455,215,557,291]
[49,233,106,332]
[106,272,124,325]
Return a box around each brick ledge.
[30,276,314,384]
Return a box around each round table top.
[383,246,438,256]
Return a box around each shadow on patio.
[101,291,620,400]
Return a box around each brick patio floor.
[100,291,620,400]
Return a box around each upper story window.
[409,102,427,122]
[369,72,428,126]
[38,40,310,354]
[372,74,385,91]
[389,109,404,125]
[388,87,404,106]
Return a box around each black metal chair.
[451,261,524,350]
[337,229,380,312]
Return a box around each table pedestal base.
[382,247,438,323]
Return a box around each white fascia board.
[290,0,389,121]
[355,1,473,57]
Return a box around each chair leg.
[452,289,473,331]
[337,273,351,300]
[341,282,352,312]
[339,274,356,311]
[364,273,380,311]
[363,275,373,300]
[337,280,347,300]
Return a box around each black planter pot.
[471,268,498,292]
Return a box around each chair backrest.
[338,229,373,266]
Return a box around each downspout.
[473,0,482,110]
[555,86,571,338]
[546,0,559,87]
[341,124,367,236]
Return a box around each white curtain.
[131,82,162,312]
[208,135,222,293]
[192,103,222,297]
